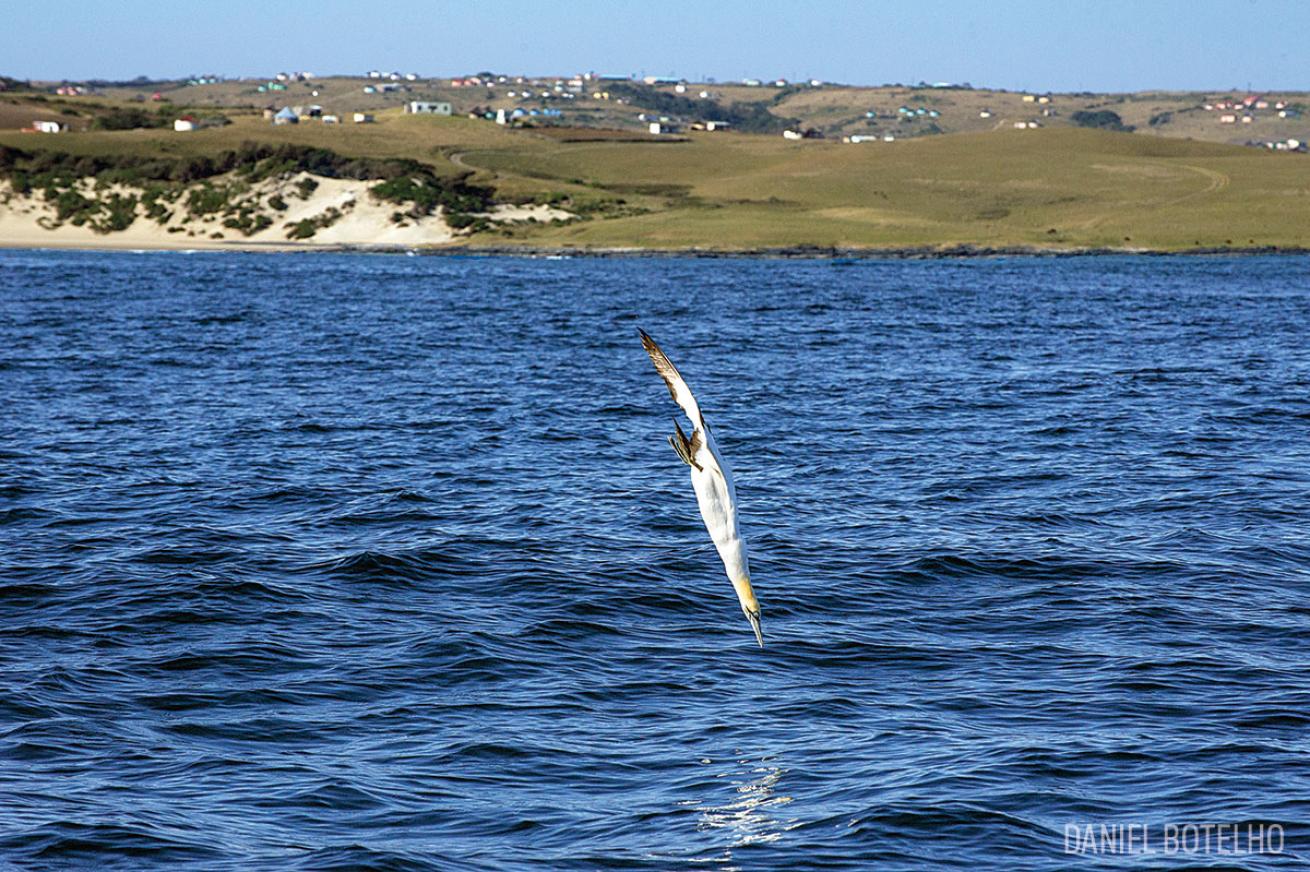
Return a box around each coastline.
[3,239,1305,258]
[450,243,1310,259]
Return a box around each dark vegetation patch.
[285,206,346,239]
[602,182,692,197]
[93,106,175,130]
[604,83,799,134]
[1071,110,1135,133]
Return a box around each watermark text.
[1064,822,1284,855]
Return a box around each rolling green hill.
[0,101,1307,252]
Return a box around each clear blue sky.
[9,0,1307,92]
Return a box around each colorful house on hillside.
[273,106,299,125]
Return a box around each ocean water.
[2,250,1309,870]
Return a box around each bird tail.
[668,418,703,471]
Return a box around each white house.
[1219,114,1237,124]
[495,108,507,125]
[405,101,452,115]
[649,121,664,135]
[352,112,374,124]
[782,129,803,140]
[32,120,63,133]
[321,115,340,124]
[173,118,197,132]
[704,120,729,131]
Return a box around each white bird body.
[640,330,763,646]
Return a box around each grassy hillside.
[1,107,1307,251]
[456,127,1310,251]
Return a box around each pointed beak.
[747,609,764,648]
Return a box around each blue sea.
[2,250,1309,870]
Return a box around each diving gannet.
[640,329,763,647]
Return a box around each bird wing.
[640,329,704,428]
[640,329,735,499]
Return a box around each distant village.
[1202,94,1303,151]
[10,69,1308,153]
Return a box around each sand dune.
[0,173,569,251]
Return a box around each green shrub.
[96,193,137,232]
[285,219,317,239]
[283,206,342,240]
[1071,110,1134,132]
[93,107,169,131]
[186,184,230,215]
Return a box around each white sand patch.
[0,181,237,250]
[0,173,457,250]
[487,203,573,223]
[249,174,454,246]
